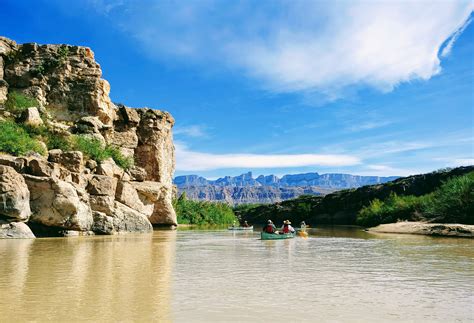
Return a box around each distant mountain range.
[174,171,399,205]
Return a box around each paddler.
[280,220,295,234]
[263,220,276,233]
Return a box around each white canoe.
[228,226,254,231]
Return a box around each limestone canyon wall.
[0,37,176,238]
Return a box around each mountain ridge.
[174,171,399,204]
[175,171,399,188]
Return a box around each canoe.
[228,226,254,231]
[261,232,296,240]
[297,231,309,238]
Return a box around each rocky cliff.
[0,37,176,238]
[174,171,397,204]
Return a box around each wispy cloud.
[175,142,361,171]
[174,125,208,138]
[347,120,394,133]
[90,0,473,100]
[441,16,472,57]
[355,164,425,177]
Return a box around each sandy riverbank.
[368,222,474,238]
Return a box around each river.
[0,226,473,322]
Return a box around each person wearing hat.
[263,220,276,233]
[242,220,250,227]
[280,220,295,234]
[300,221,307,232]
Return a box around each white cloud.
[174,125,208,138]
[175,143,361,171]
[91,0,474,98]
[354,164,433,177]
[450,158,474,166]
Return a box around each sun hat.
[267,220,273,224]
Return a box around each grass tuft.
[0,120,46,156]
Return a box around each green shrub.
[20,123,49,137]
[423,172,474,224]
[0,120,46,156]
[356,193,426,227]
[58,46,69,62]
[104,145,134,170]
[19,122,74,152]
[73,135,134,170]
[46,132,73,151]
[173,193,238,225]
[31,63,45,77]
[5,92,39,114]
[74,135,108,162]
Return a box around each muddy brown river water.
[0,226,473,322]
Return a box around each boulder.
[59,151,84,173]
[130,181,177,226]
[86,175,117,196]
[75,116,104,134]
[115,181,154,217]
[48,150,84,173]
[117,105,140,127]
[128,166,147,182]
[89,195,115,216]
[108,130,138,149]
[86,159,97,170]
[0,221,35,239]
[48,149,63,163]
[0,165,31,221]
[27,157,59,177]
[95,158,123,179]
[70,172,89,189]
[0,84,7,105]
[20,107,43,126]
[24,175,93,231]
[0,154,26,172]
[91,202,152,234]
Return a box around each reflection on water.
[0,231,176,322]
[0,227,473,322]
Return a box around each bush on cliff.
[5,91,39,114]
[105,145,134,170]
[73,135,134,170]
[20,123,74,151]
[0,120,47,156]
[45,132,74,151]
[173,193,238,225]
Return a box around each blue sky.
[1,0,473,179]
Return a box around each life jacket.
[264,224,275,233]
[282,224,290,234]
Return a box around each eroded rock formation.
[0,37,176,238]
